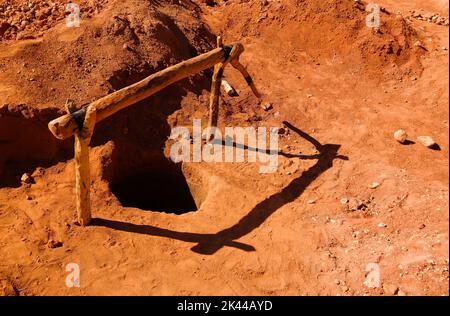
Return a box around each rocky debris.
[407,10,449,26]
[417,136,437,148]
[394,129,408,144]
[0,0,108,41]
[346,197,374,212]
[378,223,387,228]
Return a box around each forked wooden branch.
[71,103,96,226]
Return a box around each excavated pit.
[110,159,205,214]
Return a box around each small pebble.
[394,129,408,143]
[261,102,273,111]
[369,182,381,189]
[417,136,436,148]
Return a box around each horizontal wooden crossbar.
[48,42,245,140]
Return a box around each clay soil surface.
[0,0,448,296]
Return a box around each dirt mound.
[0,0,216,185]
[210,0,424,80]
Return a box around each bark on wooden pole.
[69,102,96,226]
[207,36,225,140]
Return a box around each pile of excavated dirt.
[206,0,425,81]
[0,0,216,184]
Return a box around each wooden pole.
[230,59,261,99]
[207,36,225,140]
[48,43,244,140]
[69,103,96,226]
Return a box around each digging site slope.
[0,0,449,296]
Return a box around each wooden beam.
[48,43,244,140]
[207,36,225,139]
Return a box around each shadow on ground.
[92,121,349,255]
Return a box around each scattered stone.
[417,136,436,148]
[369,182,381,189]
[261,102,273,111]
[122,43,130,51]
[394,129,408,144]
[378,223,387,228]
[307,199,316,204]
[442,46,448,51]
[20,173,32,184]
[340,198,349,204]
[306,94,313,98]
[397,290,407,296]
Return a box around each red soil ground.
[0,0,448,295]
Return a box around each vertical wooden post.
[66,101,96,226]
[207,36,225,140]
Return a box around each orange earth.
[0,0,448,296]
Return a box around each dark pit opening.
[110,160,202,214]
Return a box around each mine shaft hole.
[110,160,204,215]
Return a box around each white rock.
[394,129,408,143]
[417,136,436,148]
[21,173,32,184]
[369,182,381,189]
